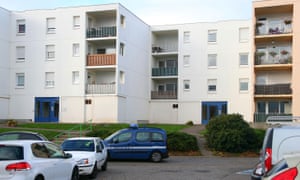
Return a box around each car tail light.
[272,167,298,180]
[6,162,31,171]
[265,148,272,172]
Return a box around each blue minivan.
[104,124,168,162]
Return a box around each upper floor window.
[208,54,217,67]
[239,27,249,42]
[73,16,80,29]
[239,78,249,92]
[239,53,249,66]
[120,43,125,56]
[72,71,79,84]
[183,80,190,90]
[120,15,126,28]
[184,31,190,43]
[119,71,125,84]
[16,73,25,88]
[45,72,55,88]
[208,79,217,93]
[183,55,190,67]
[72,43,80,57]
[16,46,25,62]
[208,30,217,43]
[46,45,55,60]
[47,18,56,33]
[16,19,26,34]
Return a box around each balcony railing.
[255,51,292,65]
[87,54,116,66]
[152,67,178,76]
[151,91,177,99]
[254,112,292,123]
[86,26,116,38]
[86,83,115,94]
[256,20,292,36]
[255,83,292,95]
[152,44,178,53]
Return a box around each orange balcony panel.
[87,54,116,66]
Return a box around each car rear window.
[0,134,20,140]
[61,140,95,152]
[0,145,24,161]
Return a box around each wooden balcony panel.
[87,54,116,66]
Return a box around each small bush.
[185,121,194,126]
[167,132,199,152]
[6,120,17,127]
[205,114,259,153]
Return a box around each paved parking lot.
[80,156,258,180]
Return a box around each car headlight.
[77,158,89,165]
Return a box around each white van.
[251,125,300,179]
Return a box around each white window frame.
[72,71,79,84]
[46,45,55,60]
[119,71,125,84]
[45,72,55,88]
[239,27,249,43]
[16,46,25,62]
[47,17,56,34]
[16,19,26,34]
[239,78,249,92]
[16,73,25,88]
[120,43,125,56]
[208,30,217,43]
[72,43,80,57]
[208,54,217,68]
[73,16,80,29]
[120,15,126,28]
[183,55,190,67]
[184,31,190,43]
[239,53,249,66]
[208,79,217,93]
[183,80,190,91]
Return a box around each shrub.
[205,114,259,153]
[6,120,17,127]
[185,121,194,126]
[167,132,199,152]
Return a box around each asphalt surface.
[80,156,258,180]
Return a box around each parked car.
[263,153,300,180]
[104,124,169,162]
[61,137,108,179]
[251,125,300,180]
[0,131,48,141]
[0,140,79,180]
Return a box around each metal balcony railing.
[86,83,115,94]
[254,112,292,123]
[86,26,116,38]
[151,91,177,99]
[256,20,292,36]
[255,83,292,95]
[87,54,116,66]
[152,67,178,76]
[152,44,178,53]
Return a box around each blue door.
[35,97,59,122]
[201,101,227,125]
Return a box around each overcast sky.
[0,0,253,25]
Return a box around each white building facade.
[0,4,253,124]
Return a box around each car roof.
[0,140,49,145]
[64,137,101,141]
[0,131,48,141]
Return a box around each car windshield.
[61,140,95,152]
[0,145,24,161]
[265,158,288,177]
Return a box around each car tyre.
[71,167,79,180]
[89,162,98,179]
[101,158,108,171]
[151,151,162,162]
[35,175,44,180]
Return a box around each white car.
[0,140,79,180]
[61,137,108,178]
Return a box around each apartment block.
[253,0,300,122]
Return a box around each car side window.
[31,143,49,158]
[44,142,65,158]
[136,132,150,142]
[113,132,132,143]
[152,132,164,142]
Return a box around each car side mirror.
[64,153,72,159]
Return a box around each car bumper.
[78,164,94,175]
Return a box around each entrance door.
[35,97,59,122]
[201,101,227,125]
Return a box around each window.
[113,132,132,143]
[239,53,249,66]
[136,132,150,142]
[183,55,190,67]
[73,16,80,28]
[152,132,163,142]
[120,15,126,27]
[183,80,190,90]
[72,43,80,57]
[46,45,55,60]
[208,79,217,92]
[166,83,177,91]
[16,19,26,34]
[208,54,217,67]
[72,71,79,84]
[208,30,217,43]
[239,27,249,42]
[16,73,25,88]
[45,72,55,87]
[184,31,190,43]
[119,71,125,84]
[119,43,125,56]
[239,78,249,92]
[16,46,25,62]
[46,18,56,33]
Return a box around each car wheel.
[35,175,44,180]
[151,151,162,162]
[101,158,108,171]
[89,162,98,179]
[71,167,79,180]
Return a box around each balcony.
[152,67,178,76]
[254,113,292,123]
[255,83,292,95]
[151,91,177,99]
[256,20,292,36]
[86,26,116,38]
[86,83,115,94]
[255,49,292,66]
[87,54,116,66]
[152,44,178,54]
